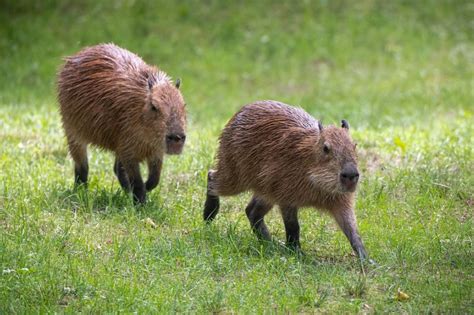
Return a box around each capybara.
[204,100,369,260]
[58,43,186,203]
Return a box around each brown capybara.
[204,100,370,260]
[57,43,186,203]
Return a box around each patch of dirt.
[358,148,384,175]
[458,198,473,223]
[466,198,474,208]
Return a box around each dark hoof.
[145,181,156,192]
[203,194,219,221]
[133,192,146,205]
[286,243,303,254]
[254,230,272,242]
[356,247,369,260]
[73,182,88,189]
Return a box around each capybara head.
[309,120,359,194]
[145,75,186,155]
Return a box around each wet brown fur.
[57,43,186,203]
[204,100,368,259]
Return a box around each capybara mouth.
[166,141,184,155]
[165,133,186,154]
[340,166,359,193]
[341,182,357,193]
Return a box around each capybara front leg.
[245,196,273,241]
[281,206,300,249]
[203,170,220,221]
[68,140,88,186]
[114,158,131,191]
[122,160,146,204]
[331,207,368,260]
[145,158,162,192]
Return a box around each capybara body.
[58,43,186,203]
[204,100,368,259]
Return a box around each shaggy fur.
[58,43,186,203]
[204,100,368,259]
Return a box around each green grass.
[1,0,473,313]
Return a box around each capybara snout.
[166,132,186,154]
[147,78,187,150]
[313,124,359,194]
[340,162,359,192]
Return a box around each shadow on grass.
[198,222,374,272]
[53,185,166,217]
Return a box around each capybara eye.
[323,144,330,154]
[151,105,158,112]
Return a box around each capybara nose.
[340,163,359,189]
[166,133,186,143]
[341,171,359,184]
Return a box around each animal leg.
[280,206,300,249]
[245,196,273,241]
[122,160,146,204]
[113,157,131,191]
[331,207,368,260]
[145,158,162,192]
[68,139,88,186]
[203,170,220,221]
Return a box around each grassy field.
[1,0,473,313]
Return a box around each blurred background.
[1,0,472,127]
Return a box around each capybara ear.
[147,76,154,90]
[175,78,181,89]
[341,119,349,130]
[318,120,323,131]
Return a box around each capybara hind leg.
[113,158,131,191]
[331,207,368,260]
[203,170,220,221]
[145,158,162,192]
[68,140,88,185]
[280,206,300,249]
[122,160,146,204]
[245,196,273,241]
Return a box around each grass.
[1,0,473,313]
